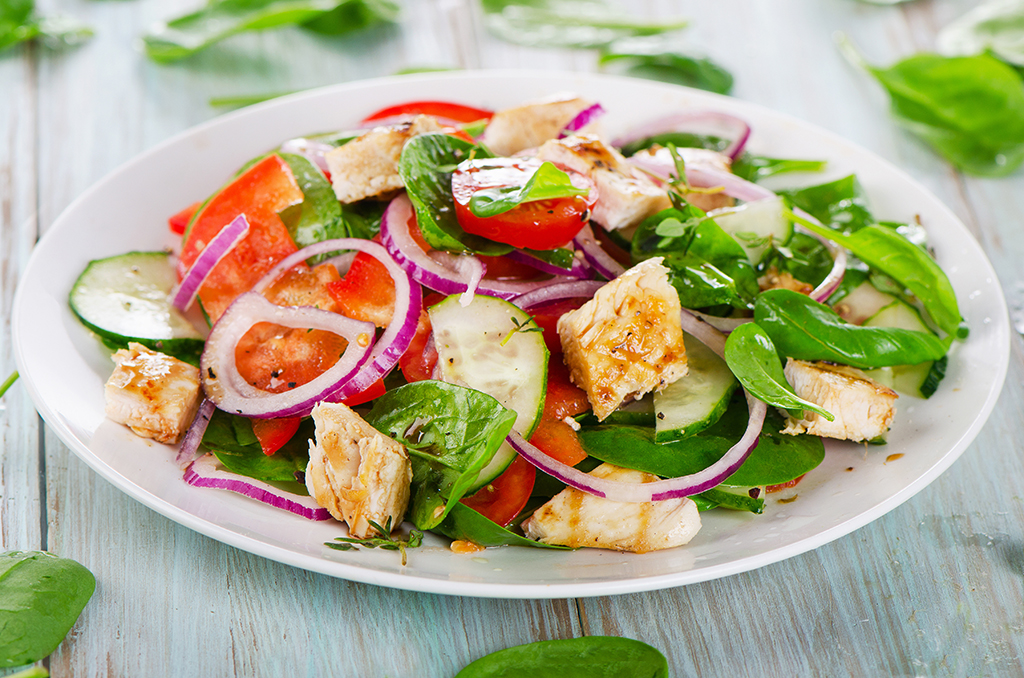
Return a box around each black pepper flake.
[580,209,590,222]
[288,382,297,388]
[207,367,216,379]
[656,412,665,420]
[846,467,854,472]
[748,488,761,499]
[294,471,306,484]
[448,358,454,364]
[271,370,280,378]
[547,209,554,214]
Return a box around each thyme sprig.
[501,315,544,347]
[665,142,725,196]
[325,517,424,566]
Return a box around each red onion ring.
[505,249,593,279]
[512,280,605,311]
[612,110,752,161]
[171,214,250,311]
[572,224,626,280]
[201,291,375,418]
[560,103,606,137]
[678,309,728,357]
[176,397,215,468]
[185,454,331,521]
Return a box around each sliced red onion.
[678,308,728,357]
[802,221,848,303]
[572,224,625,280]
[176,397,215,468]
[380,195,577,301]
[279,137,334,174]
[512,279,605,311]
[185,454,331,521]
[510,391,766,502]
[201,291,375,419]
[560,103,606,137]
[505,249,592,279]
[613,110,752,160]
[171,214,250,311]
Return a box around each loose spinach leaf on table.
[479,0,687,49]
[599,39,733,94]
[778,174,874,233]
[938,0,1024,68]
[201,410,312,485]
[0,551,95,668]
[754,289,949,368]
[435,503,566,549]
[143,0,398,63]
[455,636,669,678]
[0,0,92,53]
[366,381,517,530]
[724,322,834,420]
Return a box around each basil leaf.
[278,153,344,256]
[143,0,396,63]
[790,215,962,339]
[398,133,511,255]
[938,0,1024,67]
[201,410,311,486]
[480,0,687,49]
[456,637,669,678]
[0,1,92,52]
[754,289,949,368]
[599,41,733,94]
[468,161,589,218]
[435,503,567,549]
[366,382,517,530]
[0,551,95,667]
[778,174,874,233]
[724,322,834,421]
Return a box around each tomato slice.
[766,474,806,493]
[326,249,397,328]
[178,154,303,321]
[168,201,201,235]
[452,157,594,250]
[398,292,444,383]
[530,299,588,355]
[526,362,590,467]
[460,455,536,527]
[338,377,386,407]
[252,417,301,456]
[362,100,494,125]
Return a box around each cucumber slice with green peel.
[709,196,793,266]
[654,332,738,443]
[831,281,896,325]
[429,294,549,490]
[863,300,943,398]
[70,251,204,360]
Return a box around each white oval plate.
[13,71,1009,598]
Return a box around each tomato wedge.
[398,292,444,383]
[460,455,536,527]
[362,100,494,125]
[252,417,301,456]
[326,249,397,328]
[168,201,201,235]
[526,361,590,467]
[452,157,594,250]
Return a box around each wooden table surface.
[2,0,1023,675]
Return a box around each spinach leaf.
[724,322,834,420]
[578,393,824,487]
[201,410,311,486]
[0,551,95,667]
[480,0,687,49]
[619,132,731,157]
[339,201,386,241]
[455,636,669,678]
[278,153,344,257]
[143,0,397,63]
[767,232,835,287]
[778,174,874,233]
[468,161,589,218]
[731,155,828,183]
[754,289,949,368]
[790,214,962,339]
[938,0,1024,67]
[435,503,566,549]
[697,487,764,514]
[0,0,92,53]
[398,134,511,255]
[366,382,517,530]
[599,40,733,94]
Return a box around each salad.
[69,94,963,555]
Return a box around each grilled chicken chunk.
[558,258,688,421]
[782,359,898,442]
[482,95,595,156]
[325,115,444,203]
[522,463,701,553]
[535,135,672,231]
[104,342,202,444]
[629,145,736,213]
[305,402,412,538]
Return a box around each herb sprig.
[325,517,424,566]
[501,316,544,347]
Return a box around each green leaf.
[480,0,687,49]
[938,0,1024,67]
[697,487,764,514]
[455,637,669,678]
[0,1,91,52]
[599,38,733,93]
[201,410,311,486]
[0,551,95,667]
[468,161,590,218]
[767,232,835,288]
[435,503,567,548]
[731,155,827,183]
[278,152,344,259]
[724,322,834,420]
[366,382,517,530]
[143,0,397,63]
[778,174,874,233]
[754,289,950,368]
[397,133,511,255]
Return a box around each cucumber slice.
[709,196,793,265]
[654,333,738,443]
[429,295,549,489]
[831,281,897,325]
[862,300,941,398]
[70,251,204,360]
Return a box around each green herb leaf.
[778,174,874,233]
[435,503,567,548]
[201,410,311,487]
[468,161,589,218]
[455,636,669,678]
[938,0,1024,67]
[731,155,827,183]
[766,232,835,288]
[0,371,18,398]
[278,152,344,258]
[696,487,765,514]
[0,0,92,53]
[325,517,424,565]
[0,551,95,668]
[724,322,834,420]
[366,381,517,530]
[600,38,733,94]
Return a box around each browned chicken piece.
[782,359,898,442]
[482,95,595,156]
[305,402,412,538]
[522,463,702,553]
[758,267,814,295]
[558,258,688,421]
[325,115,444,203]
[535,135,672,231]
[104,342,202,444]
